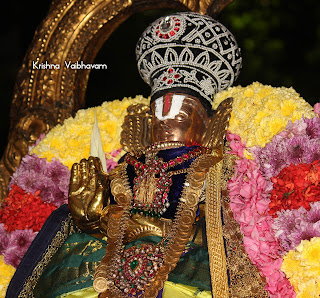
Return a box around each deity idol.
[6,12,268,298]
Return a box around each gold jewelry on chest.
[124,146,210,217]
[94,152,219,297]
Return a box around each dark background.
[2,0,320,155]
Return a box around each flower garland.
[281,237,320,296]
[0,95,149,297]
[0,86,319,297]
[269,161,320,215]
[0,255,15,298]
[30,96,150,169]
[227,133,295,296]
[227,98,320,297]
[214,82,315,156]
[0,185,57,232]
[9,154,70,206]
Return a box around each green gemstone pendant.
[130,260,138,270]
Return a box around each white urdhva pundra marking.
[155,95,186,120]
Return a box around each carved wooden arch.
[0,0,232,202]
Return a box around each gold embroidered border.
[205,160,229,297]
[221,147,268,297]
[18,215,79,298]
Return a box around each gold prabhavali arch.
[0,0,233,203]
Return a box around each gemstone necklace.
[125,146,209,217]
[94,151,216,297]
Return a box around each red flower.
[0,185,57,232]
[269,161,320,215]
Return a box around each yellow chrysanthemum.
[31,95,150,168]
[282,238,320,297]
[0,255,15,298]
[213,82,315,155]
[300,238,320,266]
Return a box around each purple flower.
[305,201,320,223]
[286,135,309,164]
[253,115,320,180]
[304,139,320,163]
[9,154,70,207]
[50,188,68,206]
[273,202,320,252]
[3,229,37,268]
[253,136,290,179]
[289,222,320,249]
[285,118,307,137]
[273,208,305,251]
[34,179,56,203]
[304,116,320,139]
[4,247,21,268]
[47,158,70,185]
[12,170,40,193]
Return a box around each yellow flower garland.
[31,82,315,166]
[213,82,315,151]
[0,255,15,298]
[281,237,320,297]
[31,96,150,169]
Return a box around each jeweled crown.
[136,12,242,107]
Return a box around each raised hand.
[68,156,109,231]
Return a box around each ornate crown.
[136,12,242,107]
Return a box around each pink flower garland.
[227,132,296,297]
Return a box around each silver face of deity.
[150,93,211,145]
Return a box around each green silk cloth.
[34,233,211,298]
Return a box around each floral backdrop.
[0,83,319,297]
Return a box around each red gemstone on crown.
[167,79,173,84]
[168,68,173,73]
[170,31,175,36]
[174,27,179,32]
[163,77,167,81]
[169,160,175,166]
[174,74,180,78]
